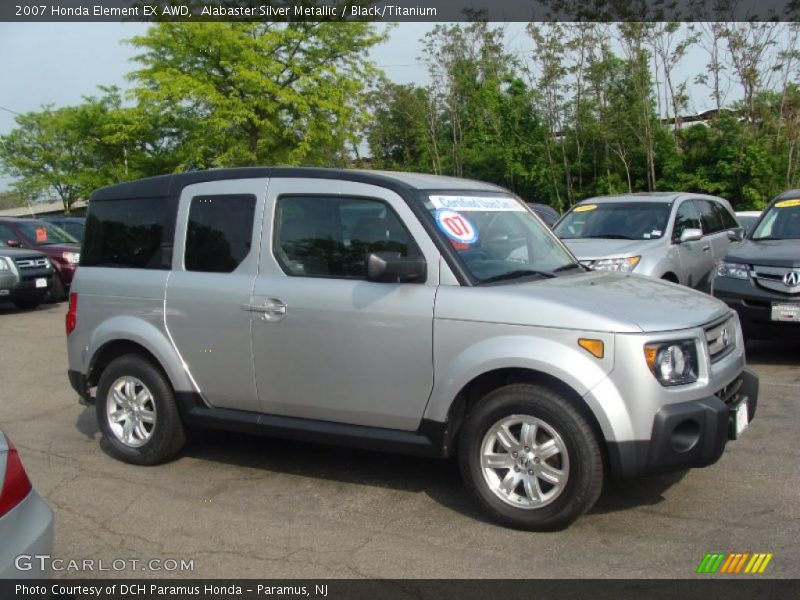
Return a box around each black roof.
[89,167,505,202]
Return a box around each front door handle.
[241,297,287,322]
[262,298,287,321]
[702,245,711,253]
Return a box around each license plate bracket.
[771,302,800,322]
[728,398,749,440]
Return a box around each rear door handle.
[702,245,711,253]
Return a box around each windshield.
[751,199,800,240]
[421,193,578,284]
[555,202,671,240]
[17,221,78,245]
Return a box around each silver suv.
[554,193,743,290]
[66,169,758,530]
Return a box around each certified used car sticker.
[434,209,479,245]
[429,195,525,212]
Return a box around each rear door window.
[185,195,256,273]
[694,200,723,234]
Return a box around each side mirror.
[727,228,745,242]
[6,239,21,248]
[679,228,703,243]
[366,251,426,283]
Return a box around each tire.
[459,383,603,531]
[96,354,186,465]
[47,275,65,303]
[12,297,43,310]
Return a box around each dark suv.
[0,241,53,309]
[0,218,80,300]
[712,189,800,340]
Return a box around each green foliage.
[127,22,385,169]
[0,191,25,210]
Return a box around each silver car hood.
[562,238,655,259]
[436,272,729,333]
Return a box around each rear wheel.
[459,383,603,530]
[96,354,186,465]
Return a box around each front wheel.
[459,384,604,530]
[96,354,186,465]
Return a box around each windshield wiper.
[584,234,635,240]
[553,263,583,273]
[478,269,556,285]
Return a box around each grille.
[714,376,743,405]
[751,264,800,295]
[14,257,48,269]
[705,317,736,363]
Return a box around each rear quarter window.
[81,197,178,269]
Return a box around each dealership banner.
[3,579,800,600]
[2,0,799,22]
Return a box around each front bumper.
[714,276,800,339]
[608,367,759,478]
[0,272,52,301]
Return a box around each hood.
[435,272,730,334]
[0,246,48,259]
[724,239,800,268]
[34,243,80,256]
[562,238,655,260]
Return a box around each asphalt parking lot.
[1,301,798,579]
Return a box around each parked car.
[0,218,80,300]
[67,168,757,531]
[713,190,800,341]
[0,241,54,309]
[0,429,54,578]
[554,192,743,291]
[525,202,560,228]
[735,211,762,237]
[40,215,86,242]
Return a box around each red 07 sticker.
[434,209,479,244]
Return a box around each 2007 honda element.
[66,168,758,530]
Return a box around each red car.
[0,218,80,300]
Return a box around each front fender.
[86,315,194,392]
[424,320,625,442]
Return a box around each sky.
[0,22,735,192]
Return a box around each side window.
[275,195,417,279]
[672,201,701,241]
[694,200,722,234]
[81,197,178,269]
[0,224,18,244]
[713,202,738,229]
[185,195,256,273]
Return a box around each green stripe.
[709,553,727,573]
[697,554,714,573]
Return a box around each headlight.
[591,256,641,272]
[716,261,749,280]
[62,252,80,264]
[0,257,18,275]
[644,340,699,386]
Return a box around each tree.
[127,22,385,170]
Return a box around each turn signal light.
[578,338,604,359]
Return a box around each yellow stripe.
[749,554,766,573]
[758,554,773,574]
[734,553,749,573]
[720,553,737,573]
[744,554,759,574]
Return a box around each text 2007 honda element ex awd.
[66,168,758,530]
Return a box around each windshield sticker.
[35,226,48,243]
[435,209,479,245]
[429,195,525,212]
[775,198,800,208]
[651,229,663,238]
[573,204,597,212]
